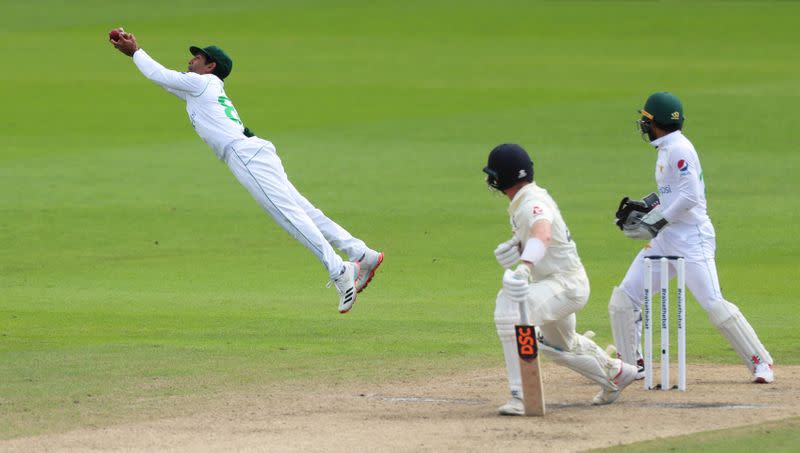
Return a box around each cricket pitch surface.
[3,364,799,452]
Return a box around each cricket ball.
[109,28,123,41]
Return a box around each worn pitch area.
[2,364,798,452]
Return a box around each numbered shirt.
[133,49,245,159]
[508,183,583,280]
[650,131,709,225]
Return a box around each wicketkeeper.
[610,92,774,383]
[486,144,638,415]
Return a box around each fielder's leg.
[285,179,374,261]
[285,179,383,292]
[614,245,674,378]
[224,141,357,312]
[608,286,640,367]
[687,259,774,383]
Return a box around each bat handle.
[512,266,532,326]
[518,299,531,326]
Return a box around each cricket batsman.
[108,29,383,313]
[611,92,774,383]
[486,144,638,415]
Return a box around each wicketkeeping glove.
[502,266,530,305]
[494,238,521,269]
[615,192,660,230]
[623,207,668,240]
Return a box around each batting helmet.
[483,143,534,191]
[638,92,684,137]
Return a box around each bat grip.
[519,305,531,326]
[513,270,531,326]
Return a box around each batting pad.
[538,335,620,391]
[707,300,773,371]
[608,286,639,366]
[495,290,523,393]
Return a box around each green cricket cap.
[189,45,233,80]
[640,92,684,127]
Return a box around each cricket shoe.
[753,362,774,384]
[592,361,638,405]
[603,344,644,380]
[498,396,525,416]
[355,251,384,293]
[330,261,359,314]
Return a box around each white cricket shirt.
[508,183,583,280]
[132,49,245,159]
[650,131,709,225]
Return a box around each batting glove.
[494,239,521,269]
[502,267,530,305]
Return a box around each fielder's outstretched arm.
[132,50,208,96]
[110,31,207,98]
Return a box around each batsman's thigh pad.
[526,277,585,326]
[537,313,576,351]
[608,286,640,365]
[707,300,773,370]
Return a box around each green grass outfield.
[592,416,800,453]
[1,0,799,444]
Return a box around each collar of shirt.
[508,182,540,214]
[650,130,683,148]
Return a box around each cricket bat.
[515,298,546,416]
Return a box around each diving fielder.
[109,30,383,313]
[611,92,774,383]
[485,144,638,415]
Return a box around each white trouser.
[495,268,621,395]
[617,221,771,370]
[621,222,722,311]
[223,137,367,278]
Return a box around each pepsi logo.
[677,160,689,172]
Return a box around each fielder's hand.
[502,266,530,305]
[623,207,668,240]
[494,238,521,269]
[615,192,660,230]
[110,29,140,57]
